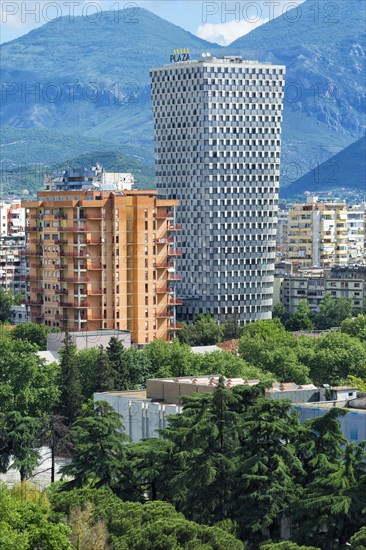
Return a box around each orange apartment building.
[22,189,183,345]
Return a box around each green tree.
[0,338,60,417]
[0,412,41,481]
[303,332,366,385]
[77,348,100,402]
[60,401,131,492]
[0,482,71,549]
[160,378,240,524]
[178,313,223,346]
[272,302,289,325]
[12,322,50,350]
[94,346,115,393]
[106,337,129,390]
[350,526,366,549]
[341,314,366,341]
[314,294,353,330]
[0,287,13,322]
[222,320,243,341]
[233,398,304,545]
[294,442,366,548]
[58,333,82,425]
[285,301,314,332]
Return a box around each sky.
[1,0,305,45]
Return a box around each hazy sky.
[1,0,305,45]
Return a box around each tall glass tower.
[150,56,286,323]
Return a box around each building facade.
[0,200,26,294]
[23,189,182,345]
[150,56,286,323]
[282,197,365,270]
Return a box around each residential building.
[22,189,182,345]
[279,265,366,315]
[287,195,348,270]
[10,305,28,324]
[46,329,131,352]
[150,56,286,323]
[44,165,134,192]
[347,204,365,264]
[0,200,26,294]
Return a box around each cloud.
[196,18,268,46]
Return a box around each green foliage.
[303,332,366,386]
[0,338,60,417]
[351,526,366,549]
[238,320,312,384]
[0,482,71,549]
[285,302,314,332]
[272,303,289,325]
[341,315,366,341]
[314,294,353,330]
[60,401,132,493]
[261,543,320,550]
[57,333,82,425]
[0,412,41,481]
[77,348,100,402]
[12,322,50,350]
[178,314,223,346]
[0,288,14,322]
[94,346,115,393]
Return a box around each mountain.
[228,0,366,186]
[280,136,366,199]
[1,2,365,196]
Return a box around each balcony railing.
[26,300,43,306]
[60,276,90,283]
[156,211,173,219]
[156,310,172,318]
[168,323,183,330]
[88,289,103,295]
[168,225,182,231]
[156,287,170,293]
[156,237,173,244]
[168,249,183,256]
[55,239,68,245]
[168,298,183,305]
[86,213,103,220]
[87,263,103,270]
[168,274,182,281]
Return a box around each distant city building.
[44,165,134,192]
[23,189,182,346]
[279,196,365,270]
[0,200,26,294]
[47,330,131,352]
[150,56,286,323]
[10,305,28,324]
[278,265,366,315]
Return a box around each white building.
[150,55,286,323]
[44,165,134,192]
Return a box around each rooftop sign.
[170,48,191,63]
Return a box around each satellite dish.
[202,52,206,58]
[206,52,211,57]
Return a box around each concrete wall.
[47,330,131,351]
[94,392,182,443]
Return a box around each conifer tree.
[233,398,304,545]
[94,346,115,393]
[58,333,82,425]
[106,337,128,390]
[60,401,133,496]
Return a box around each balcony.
[88,288,103,295]
[85,239,102,245]
[56,289,68,295]
[87,263,103,270]
[89,314,103,320]
[60,276,90,283]
[156,212,173,219]
[168,249,183,256]
[156,287,170,293]
[156,310,172,318]
[54,214,66,220]
[60,301,75,308]
[25,226,38,232]
[55,239,68,245]
[155,262,174,269]
[168,323,183,330]
[168,298,183,305]
[86,213,103,220]
[26,299,43,306]
[168,274,182,281]
[168,225,182,231]
[30,287,42,293]
[156,237,173,244]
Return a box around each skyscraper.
[150,55,286,322]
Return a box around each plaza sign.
[170,49,191,63]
